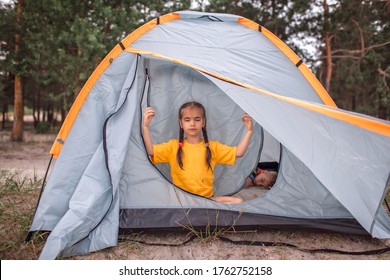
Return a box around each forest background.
[0,0,389,141]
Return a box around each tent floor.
[233,186,268,201]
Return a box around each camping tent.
[27,11,390,259]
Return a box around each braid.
[176,127,185,169]
[177,101,210,170]
[202,126,212,170]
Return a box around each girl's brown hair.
[177,102,212,170]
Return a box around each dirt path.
[0,130,56,177]
[1,130,389,260]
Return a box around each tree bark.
[11,0,23,141]
[324,32,332,93]
[1,74,10,130]
[2,103,8,130]
[323,0,332,93]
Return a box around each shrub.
[35,121,51,134]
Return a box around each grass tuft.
[176,208,245,242]
[0,170,45,259]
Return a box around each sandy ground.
[0,129,389,260]
[0,130,55,177]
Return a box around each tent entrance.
[138,57,263,197]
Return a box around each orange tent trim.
[237,17,337,108]
[50,13,180,157]
[125,48,390,138]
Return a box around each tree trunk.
[2,103,7,130]
[61,106,66,126]
[1,73,9,130]
[324,32,332,93]
[32,90,37,127]
[37,89,41,123]
[11,76,23,141]
[11,0,23,141]
[323,0,332,93]
[48,103,53,124]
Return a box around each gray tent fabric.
[28,11,390,259]
[131,11,324,103]
[206,74,390,235]
[35,55,141,259]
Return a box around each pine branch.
[331,41,390,56]
[378,67,390,79]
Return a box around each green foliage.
[323,0,390,119]
[0,0,191,126]
[35,121,51,133]
[0,169,42,194]
[0,3,16,72]
[0,0,389,122]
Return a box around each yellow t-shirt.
[152,139,236,198]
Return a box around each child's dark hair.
[177,101,212,170]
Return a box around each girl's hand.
[236,113,253,157]
[242,113,253,132]
[143,107,156,128]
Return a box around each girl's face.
[179,106,205,138]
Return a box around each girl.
[142,101,253,204]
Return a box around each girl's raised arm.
[236,113,253,157]
[142,107,156,156]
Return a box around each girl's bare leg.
[211,196,243,204]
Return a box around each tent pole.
[24,154,53,243]
[385,198,390,213]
